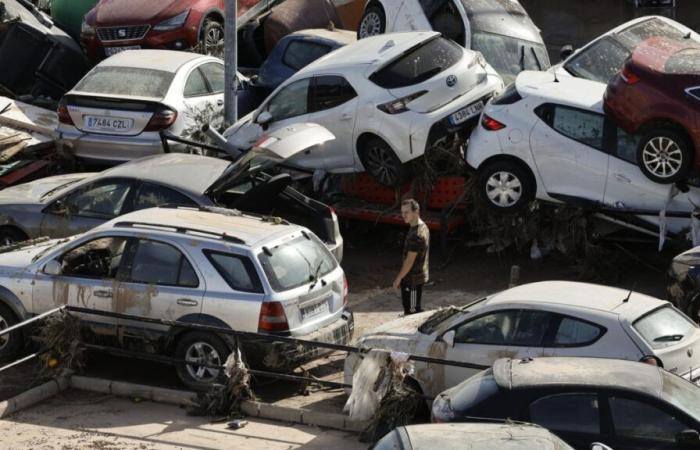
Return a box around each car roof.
[99,207,299,247]
[485,281,666,317]
[99,49,213,73]
[95,153,228,196]
[516,70,606,112]
[632,36,700,74]
[288,28,356,46]
[295,31,440,76]
[493,357,663,396]
[402,423,570,449]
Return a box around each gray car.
[0,123,343,261]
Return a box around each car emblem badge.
[446,75,457,87]
[118,29,127,38]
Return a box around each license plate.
[449,100,485,126]
[84,115,134,132]
[301,300,329,320]
[105,45,140,56]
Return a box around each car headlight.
[153,10,190,31]
[81,19,96,38]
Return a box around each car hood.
[0,239,65,271]
[89,0,188,25]
[206,123,335,196]
[356,310,436,353]
[0,173,91,206]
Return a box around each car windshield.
[471,31,550,84]
[257,233,337,292]
[418,296,488,334]
[633,306,698,350]
[40,179,83,201]
[459,0,534,33]
[662,370,700,420]
[74,67,174,98]
[31,237,74,262]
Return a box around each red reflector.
[57,100,74,126]
[482,114,506,131]
[621,66,640,84]
[258,301,289,332]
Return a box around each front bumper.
[82,26,198,61]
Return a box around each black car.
[431,357,700,450]
[667,247,700,322]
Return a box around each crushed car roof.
[493,357,663,394]
[99,49,211,72]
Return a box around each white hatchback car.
[466,70,700,235]
[224,31,503,186]
[344,281,700,398]
[56,49,253,164]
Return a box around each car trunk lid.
[64,94,164,136]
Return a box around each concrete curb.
[0,375,71,419]
[240,400,369,433]
[70,376,199,407]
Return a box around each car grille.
[97,25,150,42]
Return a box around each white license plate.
[301,300,329,320]
[449,100,485,126]
[84,115,134,132]
[105,45,140,56]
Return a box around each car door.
[527,391,603,449]
[442,309,549,390]
[31,235,131,338]
[115,238,205,344]
[181,62,224,134]
[39,178,135,238]
[529,103,610,205]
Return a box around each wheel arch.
[477,154,537,188]
[167,313,236,353]
[0,287,29,323]
[638,118,697,150]
[197,7,225,38]
[356,131,398,161]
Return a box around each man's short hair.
[401,198,420,212]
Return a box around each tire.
[477,160,535,212]
[0,303,22,362]
[0,227,27,247]
[199,19,225,58]
[357,4,385,39]
[360,137,407,187]
[175,332,230,391]
[636,126,693,184]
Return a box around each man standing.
[393,199,430,315]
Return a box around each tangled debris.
[34,309,84,379]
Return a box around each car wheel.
[200,20,225,58]
[0,303,22,362]
[357,4,385,39]
[175,332,230,391]
[637,127,693,184]
[0,227,27,247]
[361,137,407,187]
[477,160,534,212]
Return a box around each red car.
[604,36,700,184]
[80,0,262,61]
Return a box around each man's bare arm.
[393,251,417,289]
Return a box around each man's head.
[401,199,420,225]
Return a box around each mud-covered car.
[667,246,700,322]
[0,207,353,390]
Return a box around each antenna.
[685,31,692,40]
[623,290,632,303]
[553,71,559,83]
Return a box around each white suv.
[0,207,353,390]
[225,32,503,186]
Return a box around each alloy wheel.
[0,313,9,351]
[204,27,224,57]
[642,136,683,179]
[365,144,400,186]
[359,12,382,38]
[485,171,522,208]
[184,341,222,382]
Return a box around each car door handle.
[216,99,224,106]
[177,298,199,306]
[615,173,632,183]
[94,290,112,298]
[340,114,353,121]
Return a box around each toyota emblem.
[118,29,127,38]
[446,75,457,87]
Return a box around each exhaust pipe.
[201,124,242,159]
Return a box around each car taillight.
[482,114,506,131]
[640,355,663,367]
[258,301,289,332]
[57,99,74,126]
[144,106,178,131]
[621,66,640,84]
[343,274,349,306]
[377,90,428,114]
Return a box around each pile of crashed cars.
[3,0,700,449]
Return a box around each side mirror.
[677,430,700,445]
[49,199,70,216]
[43,260,62,276]
[255,110,272,125]
[443,330,455,347]
[560,44,574,61]
[590,443,614,450]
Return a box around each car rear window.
[665,48,700,74]
[616,18,693,49]
[633,306,697,349]
[257,233,337,292]
[369,36,463,89]
[74,67,174,98]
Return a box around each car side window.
[609,397,689,441]
[564,37,630,84]
[552,316,603,346]
[131,183,198,212]
[550,106,605,151]
[199,63,225,94]
[615,128,640,164]
[60,180,132,219]
[688,87,700,101]
[205,251,263,293]
[59,236,129,279]
[127,239,199,287]
[529,393,600,434]
[454,310,550,346]
[266,78,311,122]
[283,40,332,71]
[184,68,210,97]
[311,76,357,112]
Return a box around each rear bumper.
[57,128,167,164]
[243,308,354,370]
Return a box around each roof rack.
[113,221,245,244]
[156,204,291,226]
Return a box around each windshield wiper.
[309,260,324,289]
[654,334,684,342]
[31,238,70,262]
